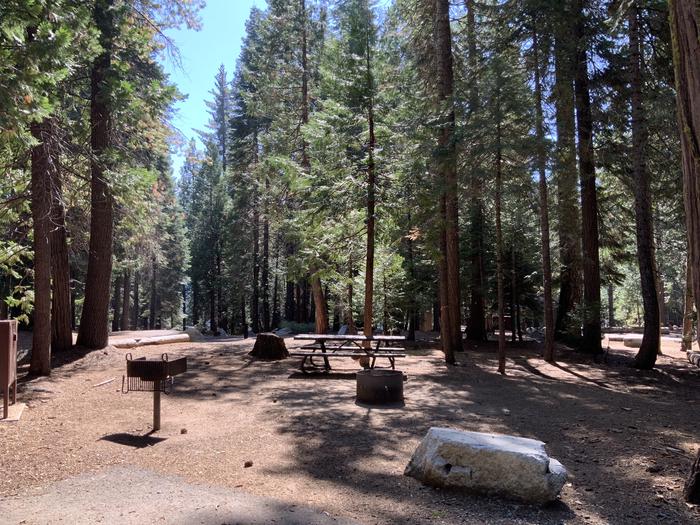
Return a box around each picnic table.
[290,333,406,373]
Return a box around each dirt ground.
[1,332,699,524]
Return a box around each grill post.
[153,380,161,431]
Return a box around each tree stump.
[249,333,288,360]
[685,450,700,503]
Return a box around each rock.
[249,333,289,360]
[184,326,206,342]
[404,427,567,504]
[244,460,253,468]
[623,336,643,348]
[180,428,187,435]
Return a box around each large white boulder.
[404,428,567,504]
[623,335,643,348]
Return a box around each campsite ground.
[1,332,699,524]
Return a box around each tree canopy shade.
[0,0,695,378]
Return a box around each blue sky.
[161,0,267,176]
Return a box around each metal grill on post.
[122,353,187,431]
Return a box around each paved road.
[0,467,360,525]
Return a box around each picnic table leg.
[321,341,331,371]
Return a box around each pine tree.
[574,0,602,355]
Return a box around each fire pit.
[122,353,187,431]
[356,369,404,405]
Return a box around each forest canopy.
[0,0,694,375]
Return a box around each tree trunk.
[77,0,115,350]
[132,271,140,330]
[216,240,223,330]
[496,109,506,375]
[300,0,310,170]
[262,194,270,332]
[465,0,486,343]
[272,247,280,329]
[655,221,667,332]
[574,0,602,355]
[240,294,247,335]
[510,245,517,343]
[629,4,659,369]
[252,196,260,333]
[149,257,157,330]
[608,282,615,328]
[70,287,76,331]
[554,4,582,342]
[433,299,440,333]
[121,269,130,332]
[209,289,217,334]
[495,116,506,374]
[363,28,376,344]
[111,274,122,332]
[299,0,325,336]
[347,259,357,333]
[682,255,694,351]
[285,276,295,322]
[406,213,417,342]
[294,283,302,323]
[310,270,329,334]
[516,300,523,342]
[49,126,72,353]
[533,26,556,361]
[669,0,700,369]
[435,0,461,363]
[30,119,53,375]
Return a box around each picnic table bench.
[290,333,406,373]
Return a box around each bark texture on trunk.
[510,245,517,343]
[608,282,615,327]
[111,274,122,332]
[363,28,376,344]
[77,0,115,350]
[670,4,700,499]
[49,126,72,353]
[465,0,486,343]
[132,271,140,330]
[310,271,329,334]
[262,177,270,332]
[30,119,54,375]
[670,0,700,347]
[574,0,602,355]
[682,256,693,351]
[629,5,659,369]
[120,269,131,332]
[495,117,506,374]
[435,0,461,363]
[533,26,555,362]
[252,190,260,333]
[149,257,157,330]
[347,259,357,333]
[554,3,582,341]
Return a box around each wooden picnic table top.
[294,333,405,341]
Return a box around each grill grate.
[122,353,186,394]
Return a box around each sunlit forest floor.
[1,333,699,524]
